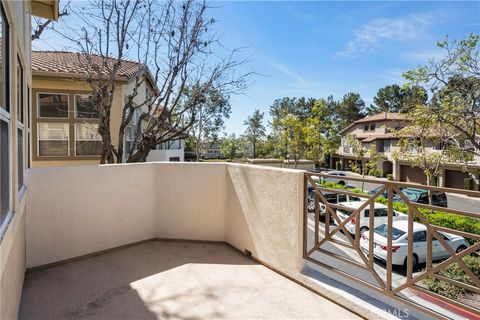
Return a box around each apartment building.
[333,112,479,190]
[31,51,184,167]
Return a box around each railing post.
[386,183,393,292]
[303,173,308,258]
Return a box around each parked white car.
[307,191,366,216]
[360,221,470,269]
[321,171,347,185]
[334,201,407,235]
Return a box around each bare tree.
[59,0,251,163]
[31,2,70,41]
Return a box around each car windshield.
[374,224,405,240]
[400,190,420,202]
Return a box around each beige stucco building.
[31,51,184,167]
[333,112,479,189]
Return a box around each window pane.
[38,93,68,118]
[38,123,69,156]
[17,128,23,191]
[75,94,98,118]
[0,120,9,223]
[75,123,101,155]
[0,12,3,109]
[17,57,23,123]
[76,141,102,156]
[38,122,68,140]
[39,141,69,156]
[0,9,8,111]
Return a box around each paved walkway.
[20,240,359,320]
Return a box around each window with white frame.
[75,94,98,119]
[75,122,102,155]
[16,56,24,192]
[38,123,69,156]
[0,5,11,230]
[38,93,68,118]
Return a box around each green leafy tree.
[393,104,450,203]
[303,99,338,167]
[244,109,266,158]
[366,84,427,114]
[186,86,231,161]
[336,93,366,130]
[221,134,239,160]
[403,33,480,185]
[280,114,304,168]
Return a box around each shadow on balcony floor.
[19,240,358,319]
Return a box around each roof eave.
[32,70,130,83]
[31,0,59,20]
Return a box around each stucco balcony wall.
[26,162,305,276]
[23,162,384,318]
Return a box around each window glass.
[75,123,101,155]
[0,9,9,111]
[413,231,427,242]
[75,94,98,118]
[0,120,9,224]
[338,195,347,202]
[38,93,68,118]
[17,57,23,123]
[17,128,23,191]
[38,123,69,156]
[374,224,405,240]
[374,208,388,217]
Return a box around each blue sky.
[34,1,480,135]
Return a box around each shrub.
[424,256,480,299]
[464,178,474,190]
[335,162,340,171]
[386,174,394,180]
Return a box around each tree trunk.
[361,158,365,192]
[195,106,203,161]
[253,135,256,159]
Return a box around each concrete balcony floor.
[19,240,358,319]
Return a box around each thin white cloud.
[339,12,440,57]
[269,61,313,87]
[383,68,407,84]
[402,49,445,62]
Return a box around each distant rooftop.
[340,112,407,134]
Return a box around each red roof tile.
[32,51,147,81]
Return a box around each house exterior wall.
[31,76,128,167]
[0,1,51,319]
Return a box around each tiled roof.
[354,112,406,124]
[32,51,148,81]
[339,112,408,135]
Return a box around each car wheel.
[456,245,467,253]
[360,226,369,234]
[404,254,419,270]
[307,198,315,212]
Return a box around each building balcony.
[2,163,478,320]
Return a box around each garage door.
[445,170,469,189]
[400,165,427,185]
